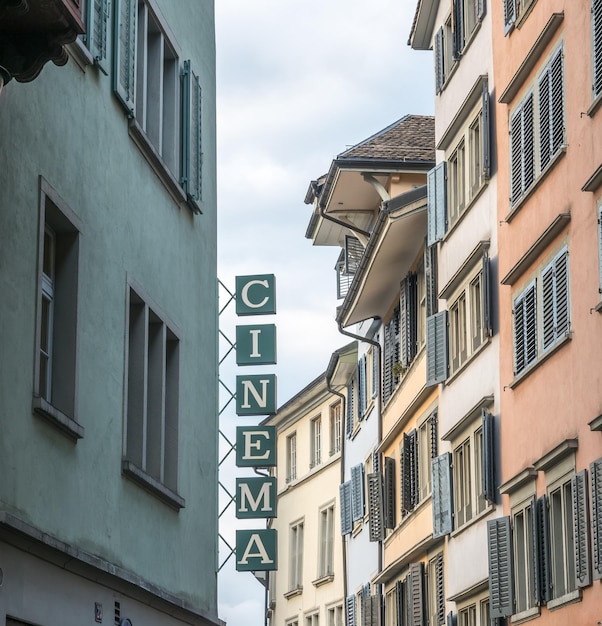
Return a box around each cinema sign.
[234,274,278,572]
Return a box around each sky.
[214,2,434,625]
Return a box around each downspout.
[336,320,384,590]
[319,204,371,242]
[326,380,348,604]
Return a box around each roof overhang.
[326,341,358,389]
[337,186,428,327]
[409,0,440,50]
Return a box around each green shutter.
[384,457,396,529]
[572,469,592,587]
[112,0,136,115]
[181,60,203,213]
[432,453,453,537]
[87,0,110,73]
[339,481,352,536]
[426,311,448,385]
[368,472,385,541]
[591,457,602,580]
[482,409,496,503]
[351,463,365,521]
[488,517,514,618]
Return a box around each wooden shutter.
[113,0,136,115]
[427,163,447,245]
[434,27,444,95]
[482,79,491,180]
[504,0,516,34]
[429,410,439,459]
[182,60,203,213]
[572,469,592,587]
[482,250,492,338]
[535,495,552,602]
[591,457,602,579]
[87,0,110,73]
[426,311,448,386]
[340,481,353,535]
[434,552,445,626]
[409,562,425,626]
[594,0,602,98]
[400,273,418,368]
[346,594,357,626]
[513,281,537,375]
[346,380,355,438]
[351,464,365,521]
[368,472,385,541]
[432,453,453,537]
[395,580,405,626]
[384,457,396,529]
[452,0,464,59]
[424,242,438,317]
[487,517,514,618]
[345,235,364,274]
[482,409,496,503]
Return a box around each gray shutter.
[591,457,602,580]
[373,448,381,474]
[346,594,357,626]
[482,80,491,180]
[340,481,353,536]
[367,472,385,541]
[452,0,464,59]
[357,356,367,419]
[446,613,456,626]
[482,409,496,503]
[542,248,569,350]
[482,250,492,337]
[538,48,564,171]
[487,517,514,618]
[536,495,552,602]
[181,60,203,213]
[427,162,447,245]
[510,93,535,205]
[424,242,438,317]
[598,205,602,294]
[594,0,602,98]
[87,0,110,73]
[345,235,364,274]
[409,430,419,507]
[113,0,136,115]
[401,273,418,368]
[432,453,453,537]
[401,435,411,514]
[370,594,383,626]
[346,380,355,438]
[351,464,365,521]
[409,562,425,626]
[529,495,542,604]
[372,344,379,398]
[434,552,445,625]
[513,282,537,375]
[572,469,591,587]
[434,27,444,94]
[429,410,439,459]
[426,311,448,386]
[395,580,404,626]
[476,0,486,20]
[384,457,396,529]
[504,0,516,34]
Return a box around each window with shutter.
[481,409,495,504]
[513,280,537,375]
[345,236,364,275]
[367,472,385,541]
[400,273,418,369]
[384,457,396,529]
[432,453,453,537]
[591,457,602,580]
[571,470,591,588]
[548,478,577,599]
[346,379,355,438]
[504,0,516,34]
[510,91,535,206]
[383,308,401,405]
[512,497,537,612]
[426,311,448,385]
[542,247,570,351]
[434,27,445,94]
[452,0,465,60]
[339,481,353,536]
[594,0,602,99]
[427,163,447,245]
[487,517,514,618]
[538,48,564,172]
[351,464,365,521]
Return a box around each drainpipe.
[325,380,348,604]
[336,320,384,591]
[319,203,371,243]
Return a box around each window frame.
[286,432,298,483]
[311,415,322,468]
[289,518,305,592]
[318,502,335,578]
[330,401,342,456]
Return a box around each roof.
[338,114,435,163]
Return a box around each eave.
[408,0,440,50]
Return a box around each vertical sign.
[234,275,278,572]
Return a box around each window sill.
[128,118,187,209]
[122,460,185,510]
[594,300,602,313]
[511,605,540,624]
[509,332,572,389]
[352,521,363,538]
[312,574,334,587]
[450,502,495,539]
[67,38,93,72]
[446,335,491,386]
[33,396,84,441]
[587,91,602,118]
[547,588,581,611]
[283,587,303,599]
[505,147,566,223]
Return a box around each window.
[286,432,297,482]
[513,246,570,377]
[330,401,342,455]
[512,498,537,614]
[34,180,82,437]
[448,140,466,224]
[454,437,472,527]
[345,376,357,438]
[328,604,343,626]
[306,612,319,626]
[548,478,576,599]
[510,46,564,207]
[434,16,455,93]
[125,286,180,498]
[113,0,202,212]
[453,0,485,57]
[593,0,602,100]
[357,355,368,419]
[289,520,304,591]
[455,592,490,626]
[469,111,483,195]
[319,504,335,578]
[384,588,396,626]
[426,553,445,626]
[311,416,322,467]
[504,0,537,33]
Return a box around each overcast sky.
[215,2,434,624]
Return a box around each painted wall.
[0,0,218,613]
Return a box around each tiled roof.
[339,114,435,163]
